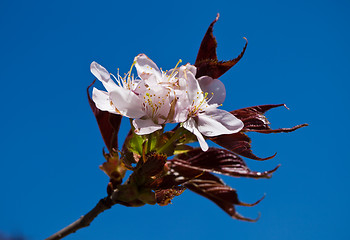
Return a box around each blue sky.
[0,0,349,239]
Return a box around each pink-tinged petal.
[167,64,197,82]
[133,118,163,135]
[177,64,197,78]
[198,76,226,105]
[185,64,197,76]
[90,61,109,81]
[185,70,204,103]
[173,97,190,123]
[134,54,162,80]
[90,61,118,92]
[109,88,145,119]
[92,87,116,114]
[183,118,209,151]
[197,108,244,137]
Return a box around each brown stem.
[45,197,114,240]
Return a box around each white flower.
[179,67,244,151]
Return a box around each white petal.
[134,54,162,81]
[172,64,197,79]
[173,93,190,123]
[109,88,145,119]
[90,61,118,92]
[184,63,197,76]
[197,108,244,137]
[198,76,226,105]
[133,79,149,95]
[185,70,204,103]
[133,118,163,135]
[92,88,117,114]
[183,118,209,151]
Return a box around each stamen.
[206,92,215,103]
[110,73,121,86]
[169,59,182,79]
[127,61,136,85]
[128,61,136,77]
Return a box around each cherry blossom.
[179,66,244,151]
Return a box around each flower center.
[138,59,185,123]
[110,61,138,91]
[141,87,172,123]
[188,91,214,117]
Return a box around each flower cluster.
[91,53,243,151]
[87,14,307,221]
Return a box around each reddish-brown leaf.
[211,104,308,159]
[173,148,279,178]
[87,80,122,152]
[150,154,264,220]
[184,172,261,221]
[231,104,308,133]
[195,13,219,65]
[210,132,276,161]
[149,158,208,190]
[194,13,247,79]
[138,152,167,177]
[250,124,309,134]
[155,187,186,206]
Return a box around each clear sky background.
[1,0,349,239]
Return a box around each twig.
[45,197,114,240]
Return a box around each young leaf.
[184,172,261,221]
[155,187,185,206]
[231,104,308,133]
[210,132,276,161]
[195,13,247,79]
[173,148,279,178]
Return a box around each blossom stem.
[146,133,152,154]
[157,127,187,154]
[45,197,114,240]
